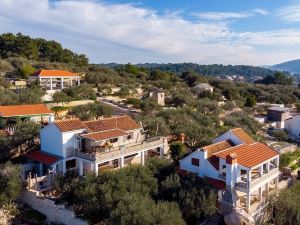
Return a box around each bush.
[272,130,288,141]
[0,162,22,206]
[170,142,188,162]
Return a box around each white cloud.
[194,9,268,21]
[194,12,252,21]
[0,0,299,65]
[278,3,300,22]
[253,8,269,16]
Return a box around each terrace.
[75,136,165,164]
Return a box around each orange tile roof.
[53,116,141,133]
[26,151,61,165]
[231,128,256,144]
[83,115,141,132]
[0,104,53,117]
[81,129,128,141]
[33,70,79,77]
[54,119,86,132]
[203,140,235,157]
[215,143,278,168]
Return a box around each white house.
[285,114,300,137]
[25,115,168,177]
[30,69,80,91]
[179,128,280,220]
[0,104,54,128]
[149,87,165,106]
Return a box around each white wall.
[212,131,243,145]
[285,115,300,137]
[179,151,201,174]
[40,124,64,157]
[62,130,84,158]
[179,150,219,179]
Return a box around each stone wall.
[20,190,87,225]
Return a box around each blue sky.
[1,0,300,65]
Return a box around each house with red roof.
[30,69,80,91]
[25,115,168,178]
[0,104,54,128]
[179,128,280,221]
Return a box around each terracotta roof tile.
[54,119,86,132]
[83,115,140,132]
[203,140,235,157]
[215,143,278,168]
[81,129,128,141]
[231,128,256,144]
[0,104,53,117]
[33,70,79,77]
[26,151,61,165]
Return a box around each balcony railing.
[236,168,280,192]
[75,137,165,163]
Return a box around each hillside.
[270,59,300,74]
[103,63,279,81]
[0,33,88,66]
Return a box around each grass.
[280,149,300,169]
[50,106,70,112]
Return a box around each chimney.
[178,133,186,143]
[226,153,238,165]
[225,153,238,189]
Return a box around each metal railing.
[75,137,165,163]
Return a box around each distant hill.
[102,63,279,81]
[270,59,300,74]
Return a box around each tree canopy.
[0,33,88,66]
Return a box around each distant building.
[285,114,300,137]
[24,115,168,177]
[30,70,80,91]
[193,83,214,93]
[179,128,280,221]
[149,87,165,106]
[10,80,27,90]
[0,104,54,128]
[267,106,290,128]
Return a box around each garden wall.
[20,190,87,225]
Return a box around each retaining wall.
[20,190,87,225]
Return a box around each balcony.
[75,137,165,163]
[235,168,280,192]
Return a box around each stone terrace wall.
[20,190,87,225]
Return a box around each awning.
[26,151,62,165]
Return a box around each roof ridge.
[82,115,128,124]
[213,143,245,156]
[83,128,124,135]
[203,140,231,149]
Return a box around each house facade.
[25,115,168,177]
[179,128,280,220]
[267,106,290,128]
[30,69,80,91]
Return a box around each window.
[66,159,76,169]
[191,158,199,166]
[127,134,132,140]
[109,138,118,143]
